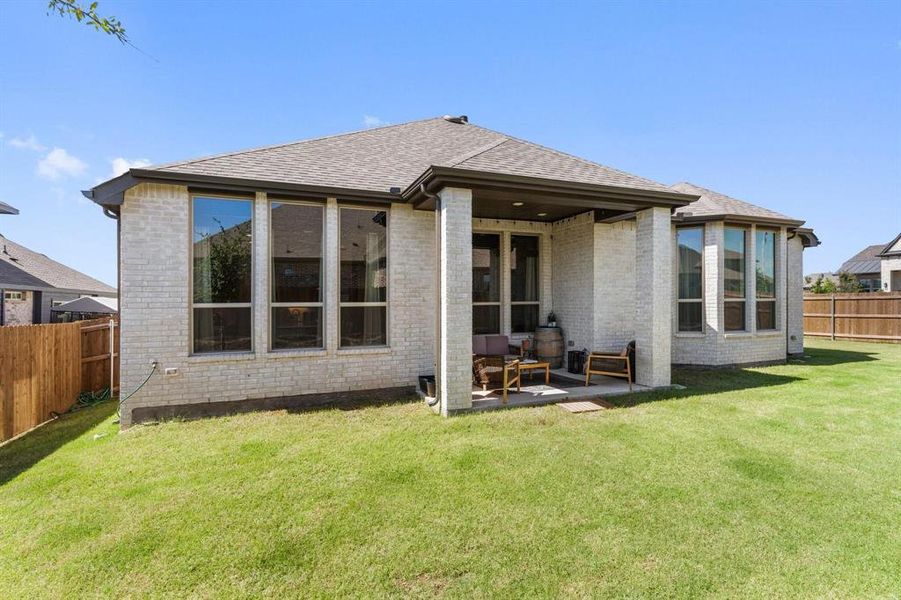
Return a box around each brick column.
[437,187,473,415]
[748,225,757,333]
[253,192,268,354]
[635,207,672,387]
[325,198,339,353]
[786,232,804,355]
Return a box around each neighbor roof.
[90,116,694,207]
[0,201,19,215]
[669,182,802,225]
[0,234,116,294]
[878,232,901,257]
[50,295,118,314]
[840,244,885,275]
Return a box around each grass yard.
[1,339,899,597]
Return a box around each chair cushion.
[485,335,510,355]
[472,335,487,355]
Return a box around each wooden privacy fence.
[803,293,901,343]
[0,317,119,442]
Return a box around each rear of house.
[86,116,818,425]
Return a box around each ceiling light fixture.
[537,212,547,217]
[512,202,524,207]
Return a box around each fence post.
[830,294,836,341]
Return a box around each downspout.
[421,183,441,408]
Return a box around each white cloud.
[363,115,389,128]
[8,134,46,151]
[37,147,88,180]
[110,157,152,177]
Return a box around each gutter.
[84,170,404,209]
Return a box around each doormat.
[557,400,612,413]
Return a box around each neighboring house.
[803,272,837,290]
[838,244,885,292]
[877,232,901,291]
[86,115,818,425]
[0,233,117,326]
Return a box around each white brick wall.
[594,221,636,350]
[551,213,595,357]
[118,182,814,422]
[881,256,901,291]
[119,183,435,425]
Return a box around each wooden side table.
[518,360,550,384]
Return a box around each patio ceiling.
[407,166,699,224]
[468,188,632,223]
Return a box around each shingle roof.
[0,234,116,294]
[0,259,49,288]
[670,182,800,223]
[0,201,19,215]
[839,244,885,275]
[148,117,674,195]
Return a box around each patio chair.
[585,340,635,391]
[472,335,520,386]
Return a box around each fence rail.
[0,317,119,442]
[803,293,901,343]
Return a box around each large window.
[724,227,747,331]
[510,235,539,333]
[192,196,253,353]
[271,201,323,349]
[472,233,501,334]
[677,227,703,332]
[756,228,777,330]
[339,207,387,347]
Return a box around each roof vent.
[442,115,469,124]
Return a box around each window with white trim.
[270,201,324,349]
[677,227,704,332]
[191,195,253,353]
[472,233,501,334]
[510,234,539,333]
[339,207,387,347]
[4,291,24,301]
[724,226,747,331]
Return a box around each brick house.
[85,116,818,425]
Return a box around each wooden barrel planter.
[534,326,564,368]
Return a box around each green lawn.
[1,339,899,598]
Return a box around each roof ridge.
[465,123,669,189]
[445,138,510,167]
[150,116,447,171]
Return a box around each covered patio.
[407,167,695,416]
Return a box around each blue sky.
[0,0,898,286]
